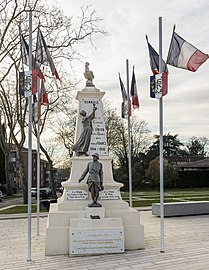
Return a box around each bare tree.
[0,0,107,202]
[103,102,151,165]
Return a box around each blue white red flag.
[146,35,168,75]
[146,35,168,98]
[119,73,127,102]
[118,73,131,118]
[130,67,139,109]
[20,33,45,97]
[166,29,209,72]
[20,33,45,80]
[35,27,60,80]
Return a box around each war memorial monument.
[45,63,144,256]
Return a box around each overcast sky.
[52,0,209,143]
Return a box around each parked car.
[31,187,52,199]
[0,190,3,202]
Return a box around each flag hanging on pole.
[146,35,168,75]
[32,94,39,123]
[166,27,209,72]
[39,80,49,106]
[20,33,45,97]
[130,67,139,109]
[119,73,131,118]
[119,73,127,102]
[19,71,25,96]
[20,33,45,78]
[32,81,48,125]
[20,34,30,66]
[146,35,168,98]
[35,27,60,80]
[150,72,168,98]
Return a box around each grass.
[121,187,209,207]
[1,188,209,213]
[0,205,48,215]
[131,198,182,208]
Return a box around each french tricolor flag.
[130,67,140,109]
[166,30,209,72]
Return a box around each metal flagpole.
[159,16,165,253]
[27,10,33,261]
[36,84,41,236]
[126,59,133,208]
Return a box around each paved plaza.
[0,210,209,270]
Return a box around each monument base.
[45,202,144,255]
[45,155,144,256]
[69,217,124,256]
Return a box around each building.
[178,158,209,188]
[165,155,205,166]
[10,145,50,192]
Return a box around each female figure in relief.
[72,103,97,156]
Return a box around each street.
[0,192,61,210]
[0,193,35,209]
[0,194,23,208]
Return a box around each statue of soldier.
[78,153,104,207]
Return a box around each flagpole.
[36,86,41,236]
[126,59,133,208]
[159,16,165,253]
[27,10,32,261]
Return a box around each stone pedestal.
[69,216,124,255]
[45,85,144,256]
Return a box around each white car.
[0,191,3,201]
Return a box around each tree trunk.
[49,159,57,199]
[16,146,27,204]
[5,153,13,196]
[40,143,57,199]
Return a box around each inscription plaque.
[66,190,88,200]
[70,229,124,255]
[99,190,120,200]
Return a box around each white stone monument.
[45,63,144,256]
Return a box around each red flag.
[35,27,60,80]
[32,69,38,95]
[162,72,168,96]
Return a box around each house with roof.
[177,158,209,188]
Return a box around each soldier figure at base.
[78,153,104,207]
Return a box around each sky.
[51,0,209,143]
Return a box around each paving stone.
[0,211,209,270]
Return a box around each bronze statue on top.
[72,103,97,156]
[84,62,95,87]
[78,153,104,207]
